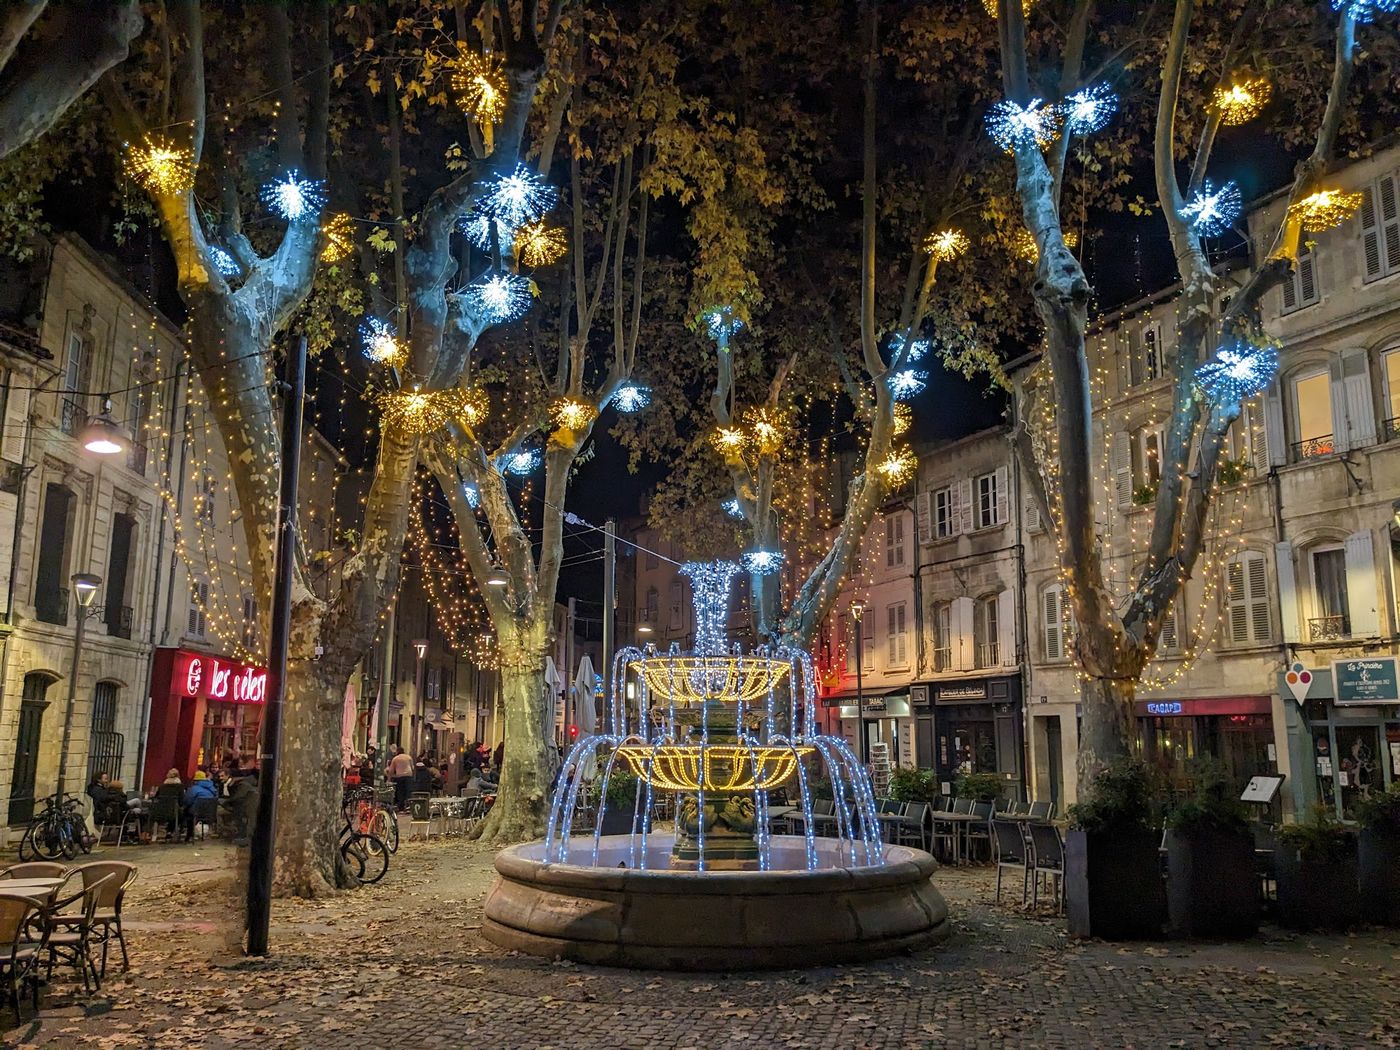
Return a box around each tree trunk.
[475,650,553,845]
[271,599,353,896]
[1075,675,1135,796]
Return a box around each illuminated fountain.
[483,562,949,969]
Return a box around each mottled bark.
[475,636,553,844]
[1076,676,1136,784]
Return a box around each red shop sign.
[171,651,269,704]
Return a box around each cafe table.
[0,877,66,902]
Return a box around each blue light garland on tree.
[887,332,931,364]
[722,497,744,520]
[463,482,481,508]
[465,272,534,324]
[208,245,241,278]
[887,368,928,401]
[459,210,514,253]
[481,164,557,229]
[985,98,1060,151]
[1333,0,1399,23]
[704,307,743,342]
[742,548,784,576]
[500,448,542,475]
[1180,180,1242,237]
[1196,339,1280,403]
[611,383,650,412]
[261,170,325,220]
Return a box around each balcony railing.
[975,641,1000,669]
[932,646,951,672]
[1291,434,1335,462]
[35,587,68,626]
[105,604,133,640]
[1382,417,1400,444]
[59,398,87,437]
[1308,615,1349,642]
[127,440,148,475]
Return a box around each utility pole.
[601,519,616,710]
[246,335,306,957]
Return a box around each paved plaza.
[4,839,1397,1049]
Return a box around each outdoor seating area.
[405,794,490,841]
[0,860,137,1023]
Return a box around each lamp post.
[851,599,867,765]
[412,638,428,755]
[55,572,102,798]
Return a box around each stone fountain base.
[482,834,951,970]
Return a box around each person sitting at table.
[153,769,185,840]
[411,760,433,795]
[182,771,219,842]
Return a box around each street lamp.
[412,638,429,754]
[851,599,867,765]
[486,566,509,587]
[78,399,129,456]
[56,571,102,798]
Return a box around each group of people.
[343,741,502,811]
[86,758,260,845]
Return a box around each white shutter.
[1158,601,1179,653]
[1281,268,1298,312]
[1226,558,1249,644]
[915,490,932,544]
[952,596,975,670]
[957,478,974,534]
[1297,246,1317,305]
[1111,431,1132,509]
[1344,529,1379,637]
[1263,382,1286,467]
[887,605,898,664]
[0,374,29,464]
[997,588,1015,666]
[0,491,15,606]
[884,516,895,568]
[862,614,874,670]
[1024,494,1042,533]
[1042,587,1063,661]
[993,466,1009,526]
[1246,553,1272,643]
[1275,541,1300,644]
[1342,348,1376,448]
[1361,183,1383,280]
[1246,399,1270,476]
[1382,174,1400,277]
[1328,355,1350,453]
[897,604,908,664]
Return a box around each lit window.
[1281,242,1319,312]
[933,486,954,538]
[1309,546,1349,641]
[885,515,905,568]
[932,601,951,671]
[1291,369,1334,460]
[975,470,1004,529]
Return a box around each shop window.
[974,595,999,668]
[1359,172,1400,283]
[884,514,905,569]
[885,603,908,667]
[1281,242,1319,313]
[931,601,951,672]
[1042,583,1072,661]
[1290,369,1334,460]
[975,467,1007,529]
[1309,545,1349,641]
[1224,551,1271,645]
[933,486,953,539]
[187,581,208,638]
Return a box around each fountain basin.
[483,834,951,970]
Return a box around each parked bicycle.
[338,819,389,885]
[19,793,95,861]
[342,785,399,854]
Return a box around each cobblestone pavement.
[4,837,1398,1049]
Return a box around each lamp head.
[486,566,510,587]
[79,399,129,456]
[412,638,428,660]
[850,599,865,621]
[71,572,102,607]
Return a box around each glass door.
[1333,723,1382,820]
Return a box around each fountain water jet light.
[483,560,950,969]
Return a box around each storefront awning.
[1134,695,1271,717]
[820,685,905,708]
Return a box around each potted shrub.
[1065,760,1166,940]
[890,768,935,804]
[594,770,646,836]
[1275,805,1359,930]
[953,772,1004,804]
[1163,762,1257,938]
[1355,784,1400,925]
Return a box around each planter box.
[1275,843,1360,931]
[599,807,646,837]
[1165,827,1258,939]
[1358,828,1400,926]
[1066,827,1165,940]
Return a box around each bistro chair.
[1028,800,1053,821]
[0,894,47,1024]
[893,802,930,851]
[1027,821,1065,913]
[149,792,182,843]
[190,797,219,841]
[0,862,68,881]
[991,818,1030,904]
[44,872,114,993]
[965,801,995,863]
[57,862,137,977]
[951,796,973,815]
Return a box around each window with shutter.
[957,478,974,534]
[1360,174,1400,282]
[1158,602,1179,653]
[1111,431,1133,509]
[1042,585,1064,661]
[931,602,951,671]
[1282,243,1319,313]
[916,491,932,544]
[975,471,1003,529]
[1144,325,1161,381]
[862,614,875,670]
[1225,552,1271,644]
[188,581,208,638]
[886,603,908,666]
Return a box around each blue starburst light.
[704,308,743,342]
[887,332,931,365]
[208,245,241,278]
[500,449,541,475]
[985,98,1059,151]
[741,548,784,576]
[887,368,928,401]
[611,383,650,413]
[1196,340,1279,403]
[481,164,557,229]
[465,272,534,324]
[358,316,402,364]
[1061,84,1118,135]
[459,210,515,253]
[722,497,744,519]
[261,170,325,221]
[1180,180,1242,237]
[1334,0,1399,23]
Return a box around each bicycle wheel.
[346,833,389,884]
[371,807,398,853]
[17,824,36,862]
[338,835,366,882]
[32,819,70,861]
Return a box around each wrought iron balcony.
[59,398,87,437]
[1308,615,1349,642]
[127,439,148,475]
[35,587,68,626]
[105,604,134,640]
[932,646,951,672]
[1291,434,1335,462]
